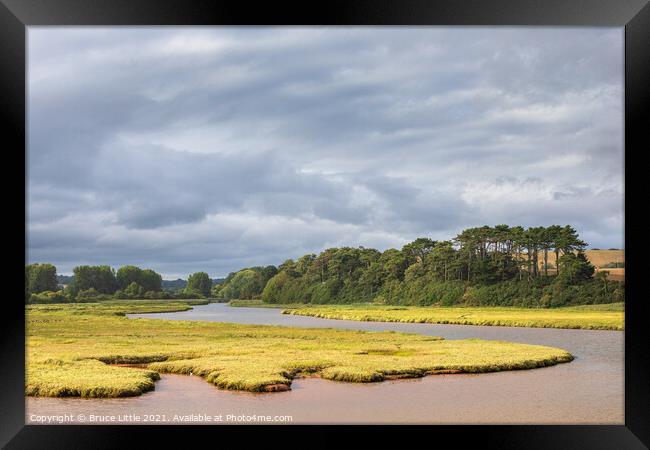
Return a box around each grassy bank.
[27,301,573,397]
[30,299,210,315]
[282,303,624,330]
[228,299,301,308]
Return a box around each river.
[26,303,624,424]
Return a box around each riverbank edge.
[225,300,624,330]
[281,308,623,331]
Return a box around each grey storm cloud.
[27,27,624,278]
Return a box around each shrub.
[174,288,205,299]
[30,290,68,304]
[124,282,145,298]
[76,288,100,302]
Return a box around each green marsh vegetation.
[27,301,573,397]
[281,303,624,330]
[29,299,210,315]
[228,299,302,308]
[226,300,623,329]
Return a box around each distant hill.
[536,249,625,282]
[583,249,624,268]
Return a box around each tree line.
[25,263,216,303]
[26,224,623,307]
[213,225,623,307]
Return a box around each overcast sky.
[27,27,624,278]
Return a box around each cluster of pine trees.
[214,225,624,307]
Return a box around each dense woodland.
[26,225,624,307]
[212,225,624,307]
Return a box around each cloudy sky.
[27,27,624,278]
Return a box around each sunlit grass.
[228,299,303,308]
[26,359,160,398]
[282,303,624,330]
[27,302,574,397]
[30,299,210,316]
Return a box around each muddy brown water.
[26,303,623,424]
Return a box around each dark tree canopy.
[116,265,141,290]
[216,266,280,300]
[25,263,58,298]
[72,265,118,295]
[250,225,621,307]
[116,265,162,292]
[187,272,212,297]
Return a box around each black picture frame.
[2,0,648,448]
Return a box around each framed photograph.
[3,0,648,447]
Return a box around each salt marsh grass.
[282,303,624,330]
[27,301,574,397]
